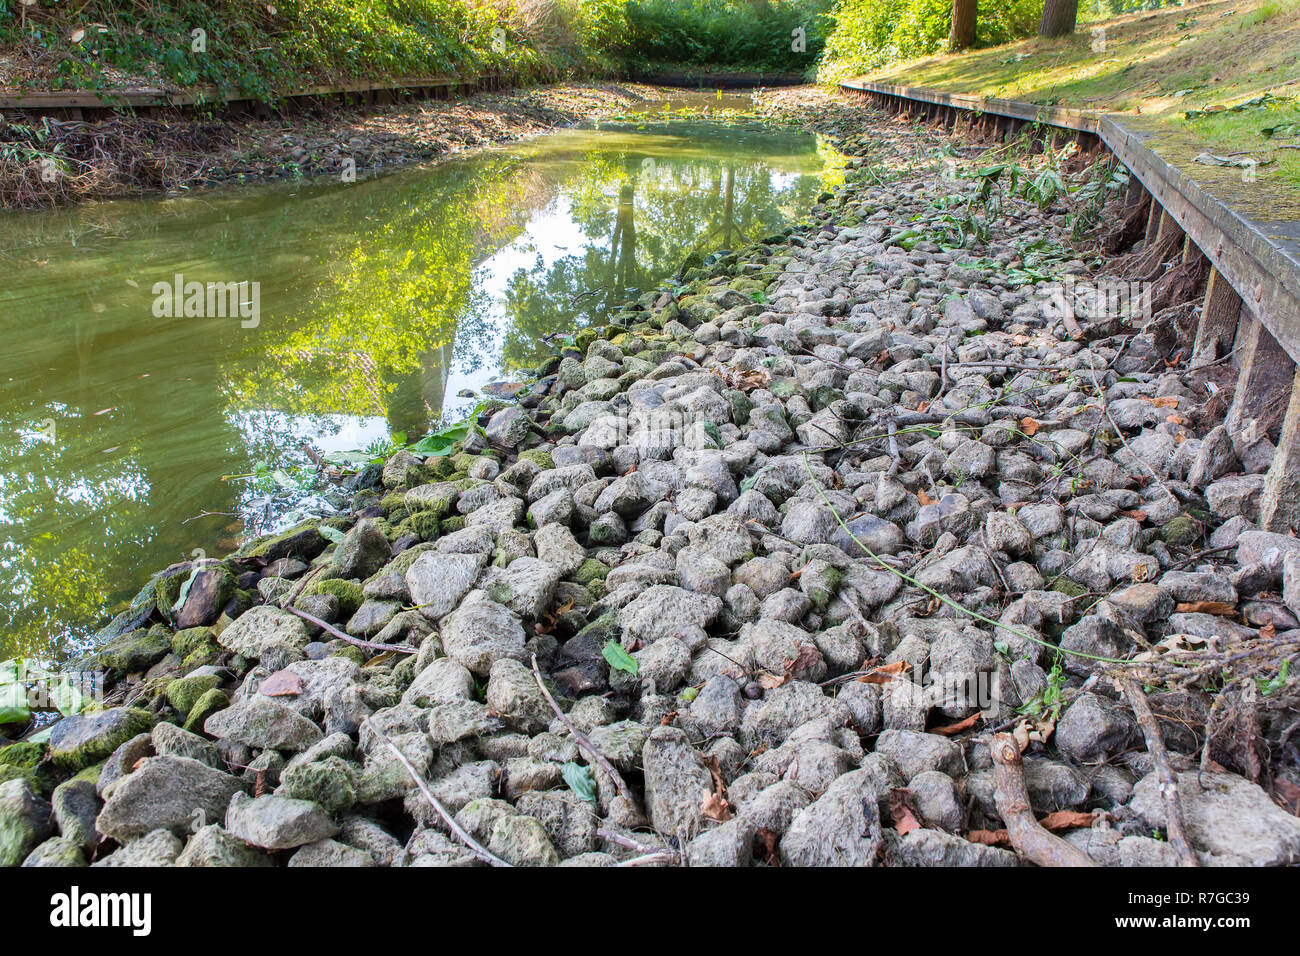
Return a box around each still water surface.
[0,97,844,660]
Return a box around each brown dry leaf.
[701,787,733,823]
[889,788,924,836]
[930,712,981,736]
[1175,601,1237,617]
[758,671,788,690]
[1039,810,1099,831]
[967,828,1011,846]
[917,489,934,505]
[856,660,910,684]
[131,757,149,771]
[1166,414,1185,425]
[917,400,930,413]
[1260,622,1278,641]
[1019,417,1041,436]
[363,651,395,668]
[788,643,823,677]
[658,710,679,726]
[1148,396,1179,408]
[1130,564,1150,583]
[1122,509,1148,522]
[758,828,781,866]
[259,669,304,697]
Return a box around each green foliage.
[0,0,598,102]
[1,657,92,726]
[588,0,834,72]
[819,0,1041,77]
[601,639,639,676]
[561,760,599,806]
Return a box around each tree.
[1039,0,1079,37]
[949,0,977,51]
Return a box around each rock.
[289,838,376,867]
[334,518,392,579]
[914,546,998,592]
[620,585,722,645]
[1055,692,1136,763]
[204,694,323,752]
[22,836,87,867]
[833,514,904,557]
[488,814,560,866]
[485,659,551,735]
[985,511,1033,557]
[688,817,757,867]
[1129,770,1300,866]
[225,792,338,850]
[1206,474,1265,520]
[96,756,244,842]
[405,551,486,621]
[277,756,357,815]
[440,592,528,677]
[93,828,183,866]
[217,606,312,658]
[874,730,963,780]
[152,721,224,768]
[177,824,274,866]
[48,707,155,770]
[908,770,964,832]
[487,557,563,620]
[642,726,711,836]
[0,779,52,866]
[51,778,100,851]
[889,828,1019,866]
[781,768,883,866]
[403,657,475,707]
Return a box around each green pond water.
[0,98,844,662]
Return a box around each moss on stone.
[303,578,364,617]
[518,448,554,471]
[441,515,466,534]
[1050,577,1089,599]
[96,626,173,675]
[1159,514,1200,548]
[571,559,609,586]
[182,688,229,734]
[166,674,223,718]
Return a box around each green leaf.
[409,420,472,458]
[562,761,598,807]
[602,640,639,677]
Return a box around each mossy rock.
[96,626,173,675]
[278,756,357,815]
[379,492,408,514]
[166,674,223,718]
[0,741,58,793]
[182,688,229,734]
[426,456,458,481]
[1050,577,1089,599]
[236,520,327,563]
[723,389,753,426]
[574,327,600,353]
[302,579,364,618]
[1159,515,1200,548]
[802,566,842,611]
[172,626,213,657]
[369,543,436,582]
[405,511,442,541]
[441,516,466,534]
[329,645,366,667]
[518,448,554,471]
[570,559,609,587]
[769,378,804,399]
[48,707,156,771]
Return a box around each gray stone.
[781,768,883,866]
[176,824,274,866]
[440,592,528,677]
[643,726,711,837]
[0,779,52,867]
[204,694,324,752]
[406,551,486,621]
[225,792,338,850]
[217,606,312,658]
[96,756,244,842]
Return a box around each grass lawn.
[853,0,1300,219]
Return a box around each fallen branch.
[597,827,679,865]
[365,717,511,867]
[1117,677,1200,867]
[286,605,417,655]
[989,733,1097,867]
[530,655,634,803]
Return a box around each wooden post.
[1191,267,1244,366]
[1261,366,1300,532]
[1156,208,1183,244]
[1144,201,1161,243]
[1226,312,1296,457]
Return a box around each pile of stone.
[4,99,1298,868]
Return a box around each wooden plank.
[1261,365,1300,532]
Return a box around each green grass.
[837,0,1300,211]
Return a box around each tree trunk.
[949,0,977,51]
[1039,0,1079,37]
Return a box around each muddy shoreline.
[0,82,663,208]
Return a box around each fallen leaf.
[1039,810,1099,831]
[1019,417,1041,436]
[1121,509,1148,522]
[930,712,981,736]
[758,827,781,866]
[889,788,923,836]
[856,660,910,684]
[259,669,304,697]
[967,828,1011,846]
[1147,396,1179,408]
[701,787,733,822]
[69,27,85,43]
[1175,600,1237,616]
[918,489,934,505]
[758,671,788,690]
[1260,622,1278,641]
